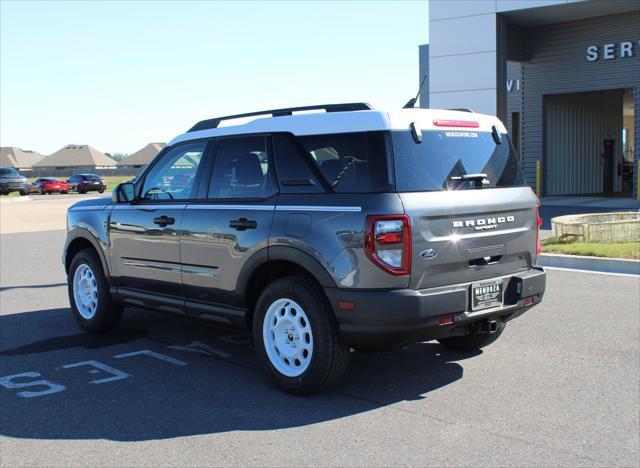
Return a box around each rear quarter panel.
[271,193,409,289]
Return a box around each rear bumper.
[78,184,106,191]
[325,268,546,350]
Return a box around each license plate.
[471,279,503,311]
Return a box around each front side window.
[208,136,275,199]
[297,132,391,193]
[141,142,206,201]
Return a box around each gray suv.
[0,167,29,195]
[64,103,546,394]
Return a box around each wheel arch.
[64,229,111,283]
[239,246,337,328]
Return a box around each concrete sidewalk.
[541,196,640,209]
[0,194,102,234]
[539,253,640,276]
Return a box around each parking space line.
[114,349,187,366]
[62,360,131,384]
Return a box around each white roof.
[168,108,507,147]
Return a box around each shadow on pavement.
[0,307,478,441]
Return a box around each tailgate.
[400,187,538,290]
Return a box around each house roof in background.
[117,142,165,166]
[34,144,117,167]
[0,147,44,168]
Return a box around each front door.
[180,135,277,317]
[109,141,207,297]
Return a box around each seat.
[232,153,265,197]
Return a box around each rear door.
[109,141,207,297]
[391,128,538,291]
[180,135,277,315]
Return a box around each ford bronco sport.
[64,103,546,394]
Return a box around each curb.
[0,196,32,203]
[539,253,640,276]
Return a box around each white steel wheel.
[73,264,99,319]
[263,298,314,377]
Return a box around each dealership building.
[424,0,639,200]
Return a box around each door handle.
[153,215,175,227]
[229,217,257,231]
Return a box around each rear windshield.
[83,174,101,180]
[392,130,526,192]
[297,132,392,193]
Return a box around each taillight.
[365,215,411,276]
[535,202,543,255]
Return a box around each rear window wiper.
[449,173,490,188]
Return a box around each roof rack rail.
[187,102,373,133]
[447,108,474,113]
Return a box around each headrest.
[235,153,264,186]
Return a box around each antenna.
[403,74,428,109]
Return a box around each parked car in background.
[32,177,69,195]
[67,174,107,194]
[0,167,29,196]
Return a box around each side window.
[297,132,391,193]
[141,142,206,201]
[272,134,323,193]
[208,136,275,199]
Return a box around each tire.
[98,190,104,194]
[61,190,67,194]
[68,248,122,332]
[39,188,45,195]
[438,321,506,351]
[78,189,86,194]
[253,276,350,395]
[47,191,53,195]
[19,189,28,196]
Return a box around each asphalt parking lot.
[0,200,639,467]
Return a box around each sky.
[0,1,429,155]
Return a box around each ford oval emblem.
[420,248,438,259]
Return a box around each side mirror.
[113,182,136,203]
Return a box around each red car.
[31,177,69,195]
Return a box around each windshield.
[391,130,526,192]
[0,168,19,176]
